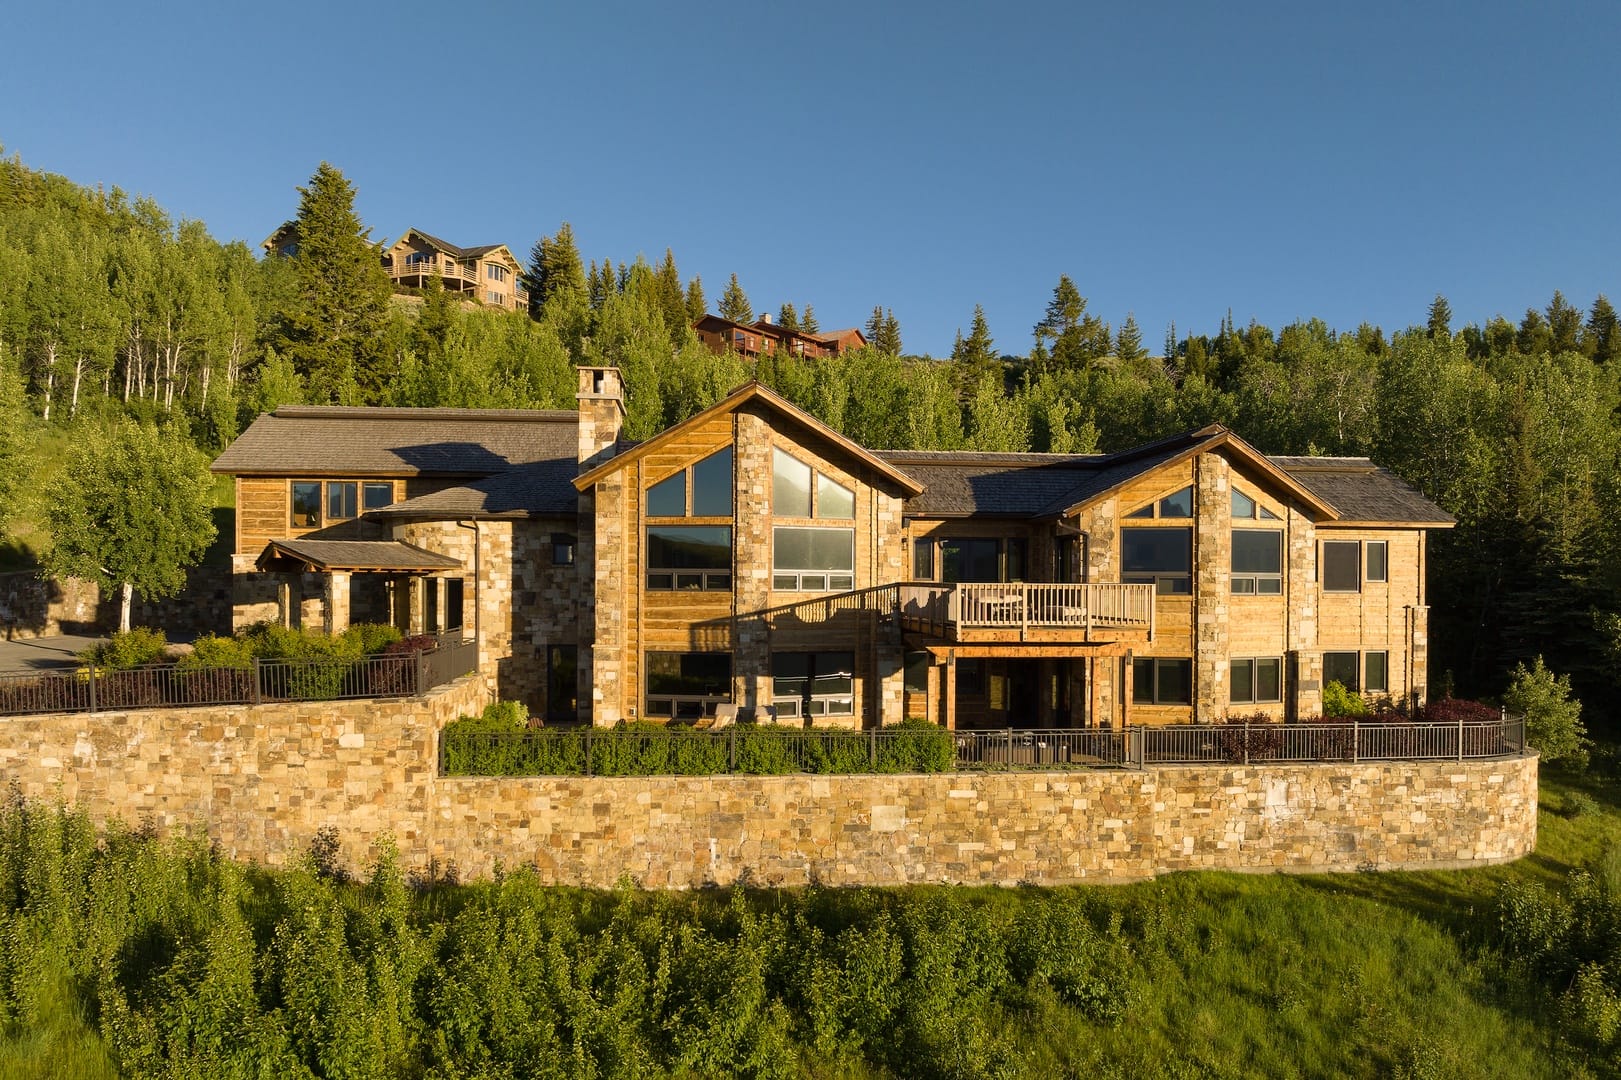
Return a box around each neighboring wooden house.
[213,368,1452,728]
[381,228,529,311]
[693,314,867,359]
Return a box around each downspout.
[454,519,481,649]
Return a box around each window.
[772,652,855,719]
[913,537,934,580]
[1122,527,1192,594]
[1231,530,1283,594]
[1126,486,1193,519]
[1133,657,1192,705]
[406,251,431,266]
[1365,651,1388,693]
[942,538,1002,583]
[1231,658,1282,704]
[363,482,394,511]
[487,290,501,304]
[486,263,508,282]
[647,526,732,591]
[904,652,929,695]
[648,446,733,518]
[1366,541,1388,583]
[290,482,321,527]
[1232,488,1281,520]
[646,652,732,719]
[1323,651,1360,691]
[1321,541,1361,592]
[326,481,358,521]
[773,449,852,519]
[552,533,576,566]
[773,527,854,591]
[444,578,465,633]
[546,645,577,724]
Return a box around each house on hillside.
[694,314,867,359]
[211,368,1452,729]
[381,229,529,312]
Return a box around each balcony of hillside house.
[898,581,1155,645]
[388,256,481,292]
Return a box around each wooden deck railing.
[897,582,1155,640]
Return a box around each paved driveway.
[0,634,106,672]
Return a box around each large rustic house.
[211,368,1452,729]
[381,229,528,311]
[693,314,866,359]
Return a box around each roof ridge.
[270,405,576,422]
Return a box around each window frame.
[645,651,733,720]
[362,482,394,511]
[646,525,733,592]
[551,533,576,567]
[1230,657,1283,704]
[1122,526,1192,595]
[1321,540,1362,593]
[1125,486,1193,520]
[1323,650,1361,692]
[772,447,854,520]
[1132,657,1193,705]
[771,651,856,719]
[290,481,321,528]
[1231,528,1284,595]
[1365,540,1388,583]
[772,525,855,592]
[647,446,734,519]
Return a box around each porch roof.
[255,539,463,573]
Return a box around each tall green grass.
[0,770,1612,1078]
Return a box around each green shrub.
[81,627,168,669]
[1567,791,1602,819]
[875,718,953,773]
[1504,656,1589,770]
[177,633,254,671]
[1322,679,1369,718]
[340,622,403,656]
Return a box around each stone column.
[1287,507,1320,718]
[589,476,627,726]
[1193,454,1230,720]
[325,572,351,636]
[732,413,772,711]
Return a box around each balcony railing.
[897,582,1155,641]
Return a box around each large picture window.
[1133,657,1192,705]
[1231,530,1283,594]
[773,527,854,591]
[772,651,855,719]
[1231,657,1282,704]
[773,449,854,519]
[1322,541,1361,592]
[647,526,732,591]
[646,652,732,719]
[648,446,733,518]
[1122,527,1192,594]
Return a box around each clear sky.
[2,1,1617,357]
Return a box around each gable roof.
[573,381,926,497]
[212,406,576,477]
[255,538,463,573]
[1270,457,1456,527]
[368,459,582,520]
[396,228,518,264]
[874,452,1104,517]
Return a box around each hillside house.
[211,368,1452,729]
[694,314,866,359]
[381,229,529,311]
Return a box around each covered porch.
[904,642,1135,732]
[254,538,468,637]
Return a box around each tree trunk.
[69,355,84,420]
[118,581,133,634]
[40,340,57,422]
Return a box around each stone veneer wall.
[0,680,1536,886]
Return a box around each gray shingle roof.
[369,459,581,520]
[406,229,511,262]
[874,451,1102,517]
[1270,457,1455,525]
[212,406,577,477]
[256,539,464,572]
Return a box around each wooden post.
[943,650,957,731]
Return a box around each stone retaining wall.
[0,683,1537,885]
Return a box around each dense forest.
[1,152,1618,728]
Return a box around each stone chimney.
[576,366,625,470]
[759,312,772,325]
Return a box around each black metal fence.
[439,714,1529,778]
[0,638,479,717]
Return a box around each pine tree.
[1116,314,1146,363]
[1031,275,1103,373]
[1164,321,1178,364]
[684,276,706,323]
[865,307,902,354]
[1546,290,1582,355]
[865,305,885,343]
[719,274,753,323]
[955,304,999,392]
[1586,294,1619,364]
[522,222,587,316]
[269,163,394,404]
[777,302,800,331]
[800,304,819,333]
[654,249,688,346]
[1427,294,1452,340]
[1517,307,1552,356]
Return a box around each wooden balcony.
[898,582,1155,646]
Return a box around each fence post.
[1458,712,1465,762]
[251,658,262,706]
[1353,721,1359,764]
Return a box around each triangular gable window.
[1233,486,1283,520]
[1125,486,1193,519]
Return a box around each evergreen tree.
[801,304,819,334]
[865,307,902,354]
[268,163,393,404]
[1517,308,1552,356]
[1587,295,1619,364]
[1116,314,1146,363]
[684,276,706,323]
[1031,275,1106,373]
[654,249,689,346]
[522,223,587,316]
[1427,294,1452,340]
[1546,290,1583,355]
[955,305,998,387]
[0,353,31,539]
[777,303,800,332]
[1164,321,1178,364]
[718,274,753,324]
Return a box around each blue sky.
[3,1,1617,357]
